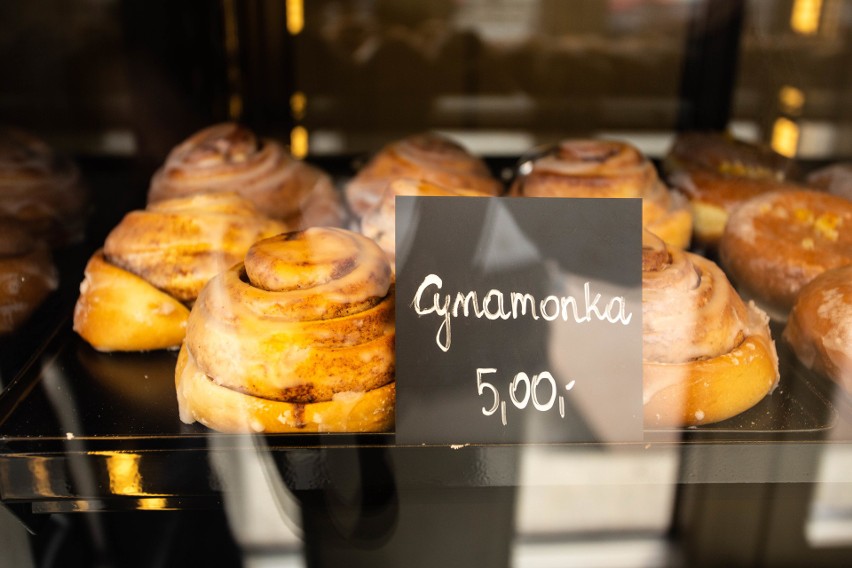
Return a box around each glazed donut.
[148,122,345,229]
[74,193,287,351]
[360,178,491,265]
[511,139,692,249]
[663,131,803,249]
[176,227,396,433]
[0,127,88,246]
[344,132,502,218]
[719,190,852,321]
[784,265,852,394]
[807,162,852,201]
[0,218,58,334]
[642,232,778,427]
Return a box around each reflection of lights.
[106,453,143,495]
[291,91,307,120]
[772,118,800,158]
[286,0,304,35]
[229,94,243,121]
[222,0,243,120]
[779,86,805,115]
[291,126,309,159]
[791,0,822,35]
[28,457,57,497]
[138,498,169,510]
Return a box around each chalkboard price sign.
[395,197,643,445]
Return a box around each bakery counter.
[3,150,852,523]
[1,312,852,517]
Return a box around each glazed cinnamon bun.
[148,122,345,229]
[642,232,778,427]
[511,139,692,249]
[345,132,502,218]
[176,227,396,433]
[360,178,491,265]
[74,193,287,351]
[0,127,88,246]
[0,218,58,334]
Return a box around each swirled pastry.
[361,178,491,265]
[148,122,345,229]
[643,232,778,427]
[663,132,803,248]
[511,139,692,249]
[345,132,502,218]
[0,127,88,246]
[719,190,852,321]
[74,193,287,351]
[0,218,58,334]
[784,265,852,394]
[176,227,395,433]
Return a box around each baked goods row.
[2,123,851,434]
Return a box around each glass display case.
[2,1,852,567]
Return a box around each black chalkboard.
[395,197,643,445]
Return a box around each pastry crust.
[148,122,345,229]
[0,127,88,246]
[73,193,287,351]
[663,132,802,248]
[345,132,502,217]
[0,218,58,334]
[73,250,190,352]
[784,265,852,394]
[176,345,396,433]
[719,190,852,320]
[511,139,692,249]
[178,227,396,433]
[642,232,778,427]
[360,178,491,264]
[105,193,288,302]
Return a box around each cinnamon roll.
[0,218,58,334]
[719,190,852,321]
[148,122,345,229]
[74,193,287,351]
[511,139,692,249]
[643,232,778,427]
[0,127,88,246]
[663,131,803,249]
[345,132,503,218]
[360,177,491,265]
[784,265,852,394]
[176,227,395,433]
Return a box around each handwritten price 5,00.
[476,368,576,426]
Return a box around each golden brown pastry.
[345,132,503,218]
[784,265,852,394]
[360,177,491,265]
[0,127,88,246]
[74,193,287,351]
[176,227,395,433]
[643,232,778,427]
[148,122,345,229]
[719,190,852,321]
[663,131,803,248]
[511,139,692,249]
[0,218,58,334]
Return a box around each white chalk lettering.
[412,273,633,352]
